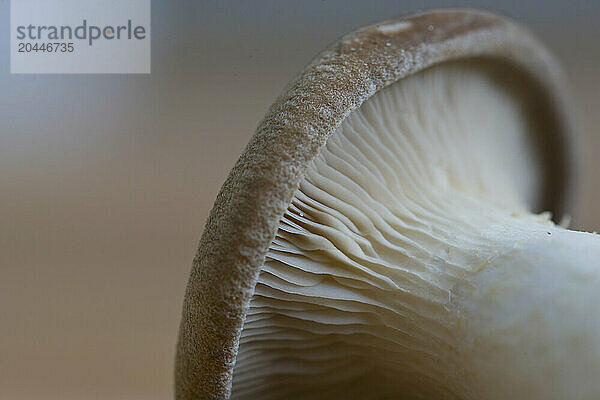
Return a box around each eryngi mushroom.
[176,9,597,400]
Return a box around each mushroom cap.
[175,8,578,399]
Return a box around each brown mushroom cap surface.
[175,9,577,399]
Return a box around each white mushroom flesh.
[231,62,600,400]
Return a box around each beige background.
[1,1,599,398]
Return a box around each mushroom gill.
[229,61,600,399]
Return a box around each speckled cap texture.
[175,8,578,400]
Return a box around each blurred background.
[1,1,599,398]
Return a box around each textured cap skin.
[175,9,577,400]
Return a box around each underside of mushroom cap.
[175,9,578,400]
[231,58,579,399]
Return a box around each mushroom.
[176,9,599,400]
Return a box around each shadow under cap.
[175,8,579,399]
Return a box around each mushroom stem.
[454,225,600,400]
